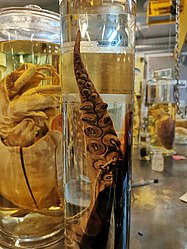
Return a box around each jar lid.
[0,5,60,43]
[0,5,59,21]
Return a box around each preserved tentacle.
[80,101,94,112]
[95,102,108,113]
[93,160,109,171]
[84,125,102,138]
[65,30,126,246]
[98,114,113,128]
[102,134,121,148]
[73,29,124,187]
[87,140,106,155]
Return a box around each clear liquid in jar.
[0,40,63,245]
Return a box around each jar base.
[0,227,64,249]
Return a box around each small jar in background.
[151,149,164,172]
[138,131,151,161]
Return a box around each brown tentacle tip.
[74,30,81,55]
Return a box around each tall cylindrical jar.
[59,0,136,248]
[147,77,176,155]
[0,5,63,248]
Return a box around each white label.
[152,156,164,172]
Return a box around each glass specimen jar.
[0,5,63,248]
[59,0,136,248]
[147,76,176,156]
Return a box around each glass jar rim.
[0,5,59,21]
